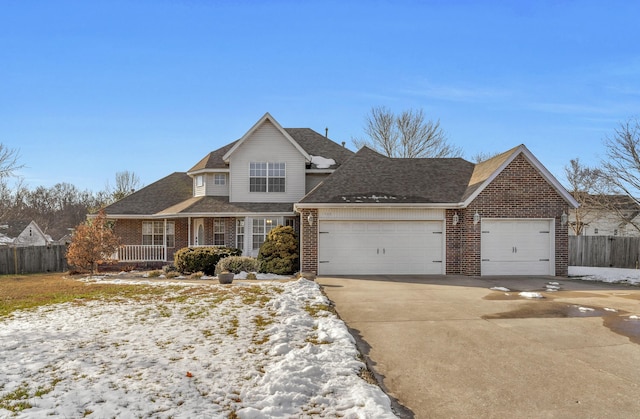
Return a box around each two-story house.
[103,113,578,276]
[104,113,353,263]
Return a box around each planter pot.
[218,273,234,284]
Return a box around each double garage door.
[318,220,444,275]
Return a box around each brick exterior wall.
[299,209,318,274]
[447,154,569,276]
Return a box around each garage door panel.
[481,219,554,276]
[318,220,444,275]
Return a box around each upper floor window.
[214,174,226,185]
[250,162,285,193]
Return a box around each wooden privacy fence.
[569,236,640,269]
[0,245,68,275]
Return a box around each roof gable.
[222,113,310,163]
[462,144,578,208]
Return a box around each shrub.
[257,225,299,275]
[190,271,204,280]
[163,264,178,273]
[215,256,261,275]
[147,270,162,278]
[174,246,241,276]
[165,271,180,279]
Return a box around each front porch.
[113,215,299,263]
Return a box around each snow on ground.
[568,266,640,285]
[0,279,397,418]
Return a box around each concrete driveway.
[317,275,640,419]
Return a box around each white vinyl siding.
[193,173,230,197]
[228,120,306,203]
[206,173,229,196]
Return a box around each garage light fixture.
[561,211,568,226]
[473,211,480,225]
[452,212,459,225]
[307,214,314,226]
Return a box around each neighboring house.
[102,113,578,277]
[569,195,640,237]
[0,220,53,247]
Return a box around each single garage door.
[318,220,444,275]
[481,219,554,276]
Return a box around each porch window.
[236,219,244,251]
[214,218,225,246]
[249,162,285,193]
[252,218,277,251]
[142,221,175,248]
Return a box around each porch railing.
[117,245,166,262]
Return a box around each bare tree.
[0,144,24,178]
[471,151,501,163]
[564,158,604,235]
[105,170,141,203]
[596,118,640,233]
[352,106,462,158]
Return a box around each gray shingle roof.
[103,172,193,215]
[188,128,353,173]
[299,147,476,204]
[0,220,31,238]
[284,128,354,168]
[157,196,294,215]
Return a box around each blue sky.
[2,0,639,192]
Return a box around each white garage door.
[318,221,444,275]
[481,219,554,276]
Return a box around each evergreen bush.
[257,225,299,275]
[215,256,261,274]
[174,246,241,275]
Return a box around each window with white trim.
[252,218,277,250]
[236,219,245,251]
[214,218,225,246]
[196,175,204,187]
[142,221,175,247]
[249,162,285,192]
[214,174,226,185]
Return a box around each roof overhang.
[186,168,230,177]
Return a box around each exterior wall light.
[452,212,459,225]
[561,211,568,226]
[473,211,480,225]
[307,214,314,226]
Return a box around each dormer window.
[250,162,285,192]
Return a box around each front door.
[194,218,204,246]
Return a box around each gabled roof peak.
[221,113,311,163]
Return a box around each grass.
[0,272,242,318]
